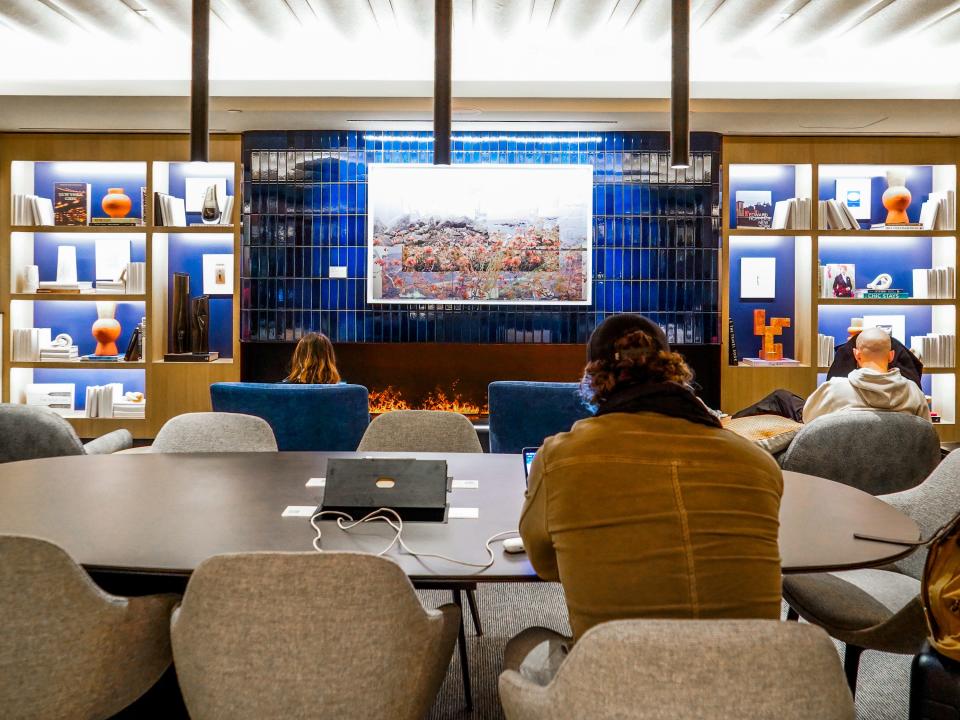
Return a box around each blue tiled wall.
[241,131,721,345]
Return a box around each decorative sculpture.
[867,273,893,291]
[201,184,221,224]
[882,170,912,225]
[190,295,210,353]
[753,309,791,361]
[172,272,190,353]
[92,301,121,356]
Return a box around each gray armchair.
[171,551,460,720]
[0,403,132,463]
[780,409,940,494]
[357,410,483,453]
[151,412,278,452]
[0,535,178,720]
[499,619,854,720]
[783,449,960,696]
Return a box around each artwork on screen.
[368,164,592,304]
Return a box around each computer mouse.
[503,537,525,554]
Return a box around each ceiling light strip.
[670,0,690,169]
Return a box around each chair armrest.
[83,429,134,455]
[498,669,552,719]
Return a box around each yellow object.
[922,512,960,662]
[520,412,784,642]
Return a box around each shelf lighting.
[362,135,604,144]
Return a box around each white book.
[85,386,98,418]
[838,201,859,230]
[772,200,793,230]
[36,197,54,225]
[920,200,939,230]
[26,383,75,416]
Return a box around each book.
[818,334,835,367]
[870,222,923,229]
[740,357,802,367]
[12,194,55,225]
[913,267,956,299]
[856,290,910,299]
[81,354,123,362]
[154,192,187,226]
[25,383,75,416]
[54,183,91,225]
[735,190,773,229]
[12,328,52,361]
[90,217,142,226]
[728,317,738,365]
[822,263,855,298]
[910,333,955,368]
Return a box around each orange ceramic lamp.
[753,309,791,361]
[882,171,912,225]
[92,302,122,356]
[101,188,132,218]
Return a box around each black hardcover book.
[123,326,141,362]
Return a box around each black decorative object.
[172,272,190,353]
[191,295,210,353]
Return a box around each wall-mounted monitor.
[368,164,592,305]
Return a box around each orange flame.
[369,386,412,414]
[368,381,488,417]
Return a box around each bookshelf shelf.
[11,293,146,302]
[152,357,234,365]
[2,138,242,439]
[722,138,960,440]
[11,225,146,233]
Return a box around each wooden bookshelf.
[0,133,242,439]
[722,136,960,441]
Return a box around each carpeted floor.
[419,583,911,720]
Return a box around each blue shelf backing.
[240,131,721,345]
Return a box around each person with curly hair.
[282,332,341,385]
[505,313,783,683]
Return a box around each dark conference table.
[0,451,921,580]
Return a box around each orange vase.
[92,302,122,356]
[882,171,912,225]
[101,188,132,219]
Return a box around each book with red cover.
[54,182,91,225]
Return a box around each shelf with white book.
[9,366,147,422]
[729,164,813,231]
[11,293,146,302]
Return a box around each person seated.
[282,332,341,384]
[505,314,783,683]
[828,332,922,387]
[802,327,930,423]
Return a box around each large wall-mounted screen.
[368,164,592,305]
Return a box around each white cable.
[310,507,519,570]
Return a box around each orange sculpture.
[92,302,122,356]
[101,187,132,218]
[882,171,911,225]
[753,309,791,361]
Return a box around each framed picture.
[185,177,228,212]
[835,178,872,220]
[862,314,906,345]
[740,257,776,299]
[735,190,773,229]
[202,254,233,295]
[822,263,856,298]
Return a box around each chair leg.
[451,589,473,710]
[786,606,799,622]
[466,588,483,636]
[844,644,864,698]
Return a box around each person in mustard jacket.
[505,314,784,683]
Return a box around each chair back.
[498,619,854,720]
[780,410,940,494]
[885,450,960,580]
[0,404,84,463]
[357,410,482,453]
[0,535,176,720]
[488,381,592,454]
[210,382,369,451]
[152,412,278,453]
[171,551,459,720]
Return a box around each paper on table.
[451,480,479,490]
[448,507,479,519]
[305,477,326,487]
[281,505,318,518]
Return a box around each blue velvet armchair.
[488,381,593,454]
[210,383,370,452]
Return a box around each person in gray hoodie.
[802,327,931,424]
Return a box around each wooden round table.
[0,452,920,580]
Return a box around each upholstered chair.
[358,409,482,453]
[171,551,459,720]
[488,381,593,454]
[783,449,960,696]
[498,619,854,720]
[780,410,940,494]
[0,403,132,463]
[0,535,178,720]
[151,412,278,452]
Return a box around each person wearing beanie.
[504,313,783,684]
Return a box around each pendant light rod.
[433,0,452,165]
[670,0,690,169]
[190,0,210,163]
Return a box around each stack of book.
[910,333,955,368]
[12,328,51,361]
[84,383,123,418]
[219,195,235,224]
[95,280,126,293]
[817,334,836,367]
[870,222,923,230]
[818,199,861,230]
[913,267,956,299]
[125,262,146,294]
[740,357,802,367]
[36,281,93,294]
[771,197,811,230]
[12,194,55,225]
[154,193,187,226]
[920,190,956,231]
[39,343,79,361]
[112,395,146,420]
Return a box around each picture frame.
[862,314,907,345]
[739,257,777,299]
[835,178,872,220]
[202,254,233,295]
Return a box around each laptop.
[521,447,540,485]
[321,458,449,522]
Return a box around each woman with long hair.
[505,313,783,683]
[283,332,341,385]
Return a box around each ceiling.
[1,0,960,134]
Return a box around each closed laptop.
[322,458,449,522]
